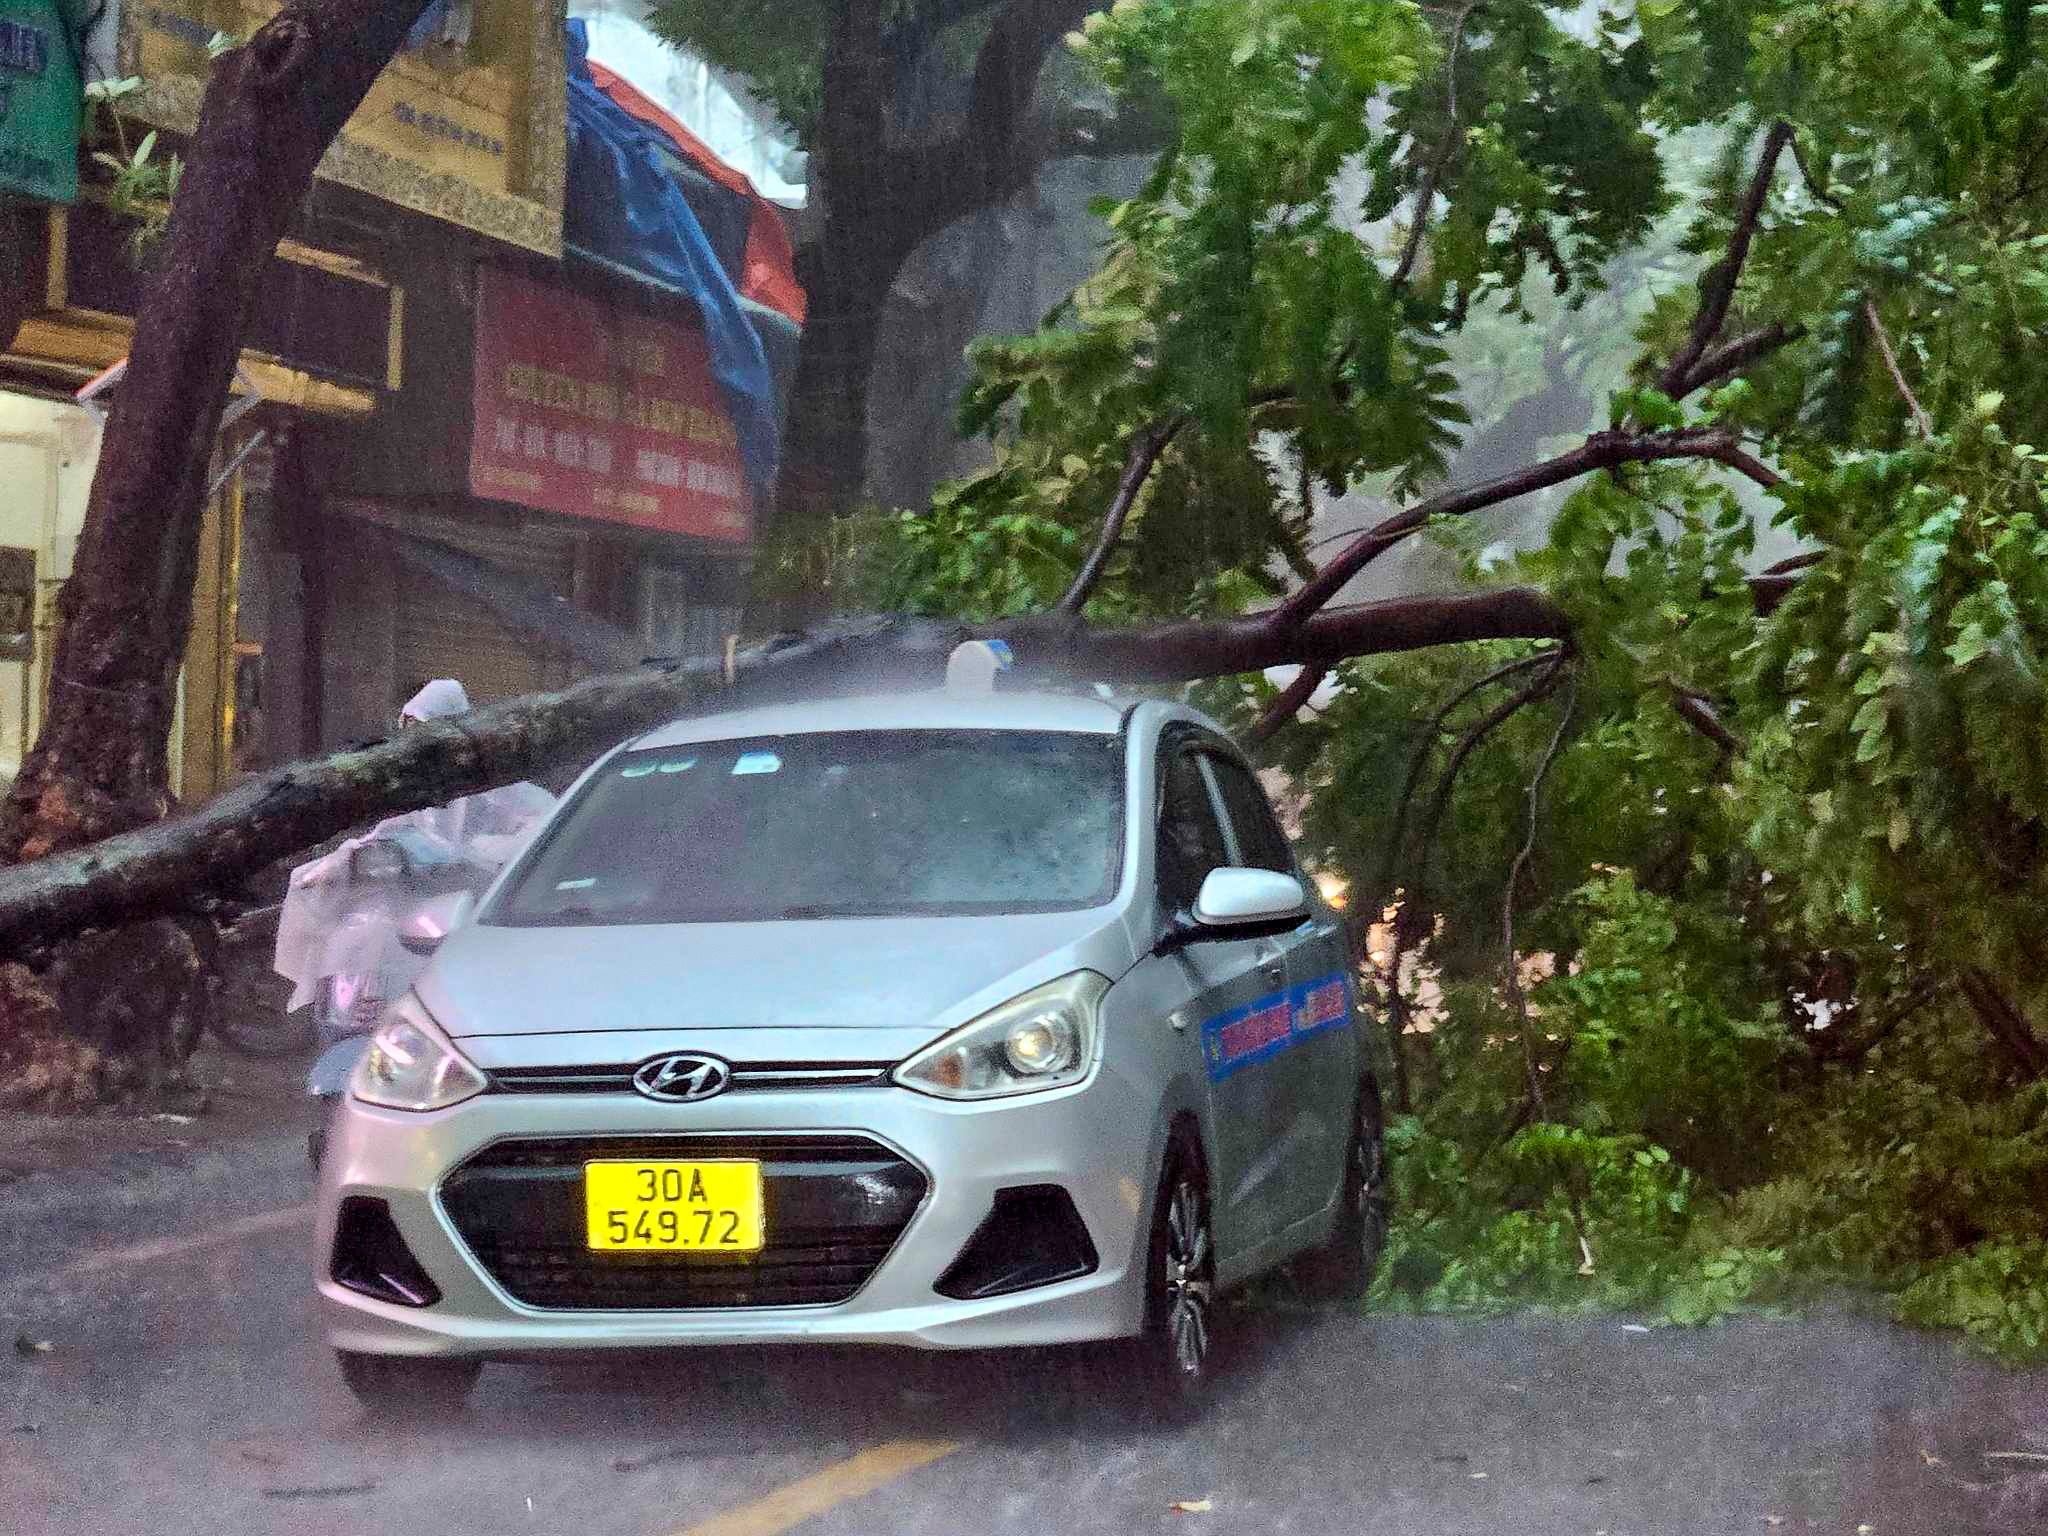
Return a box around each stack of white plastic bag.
[273,680,555,1030]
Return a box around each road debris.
[1168,1497,1214,1514]
[12,1333,52,1357]
[1918,1449,1945,1467]
[237,1448,283,1466]
[613,1443,764,1472]
[262,1480,379,1500]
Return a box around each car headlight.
[349,994,487,1112]
[894,972,1110,1101]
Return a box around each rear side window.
[1204,755,1296,875]
[1157,749,1231,910]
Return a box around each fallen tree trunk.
[0,587,1567,953]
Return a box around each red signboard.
[470,267,751,542]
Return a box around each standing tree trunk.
[0,0,431,1107]
[762,0,1104,574]
[772,238,905,553]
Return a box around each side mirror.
[1156,868,1308,954]
[398,891,475,958]
[1194,867,1309,929]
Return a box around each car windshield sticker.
[731,751,781,776]
[1200,971,1353,1081]
[554,877,598,891]
[656,758,698,774]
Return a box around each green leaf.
[1947,622,1991,668]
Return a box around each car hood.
[417,909,1134,1046]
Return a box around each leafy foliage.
[804,0,2048,1364]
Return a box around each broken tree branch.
[1702,438,1786,490]
[1503,671,1577,1119]
[1057,419,1182,615]
[1959,967,2048,1081]
[1787,132,1845,212]
[1247,663,1329,747]
[1390,0,1479,293]
[1659,120,1795,399]
[1412,655,1569,914]
[1679,322,1804,399]
[1748,551,1825,615]
[1375,648,1566,899]
[1666,683,1746,761]
[1863,297,1933,439]
[1273,428,1762,626]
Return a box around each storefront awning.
[563,19,782,498]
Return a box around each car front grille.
[439,1134,926,1310]
[487,1063,894,1095]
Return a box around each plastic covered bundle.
[273,683,555,1022]
[271,780,556,1018]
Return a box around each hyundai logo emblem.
[631,1052,733,1104]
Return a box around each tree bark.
[0,0,431,1103]
[1958,967,2048,1081]
[769,0,1104,551]
[770,240,901,557]
[0,587,1569,959]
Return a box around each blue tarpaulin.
[563,19,779,496]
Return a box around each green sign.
[0,0,79,204]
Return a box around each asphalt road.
[2,1118,2045,1536]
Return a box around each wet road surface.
[2,1140,2045,1536]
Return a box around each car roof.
[629,687,1137,750]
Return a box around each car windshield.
[487,727,1124,925]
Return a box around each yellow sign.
[119,0,564,254]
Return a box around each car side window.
[1157,747,1232,911]
[1203,754,1296,875]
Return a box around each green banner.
[0,0,79,204]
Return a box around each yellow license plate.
[583,1160,765,1253]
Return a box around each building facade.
[0,0,801,797]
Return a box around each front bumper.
[315,1066,1160,1359]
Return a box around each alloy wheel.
[1351,1100,1390,1282]
[1163,1175,1214,1379]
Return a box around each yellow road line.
[674,1438,963,1536]
[55,1203,313,1279]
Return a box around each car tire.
[1296,1078,1390,1303]
[1129,1132,1218,1420]
[335,1350,482,1417]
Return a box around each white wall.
[0,392,99,784]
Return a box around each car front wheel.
[1296,1079,1390,1302]
[1131,1135,1217,1418]
[335,1350,482,1417]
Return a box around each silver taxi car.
[315,679,1388,1416]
